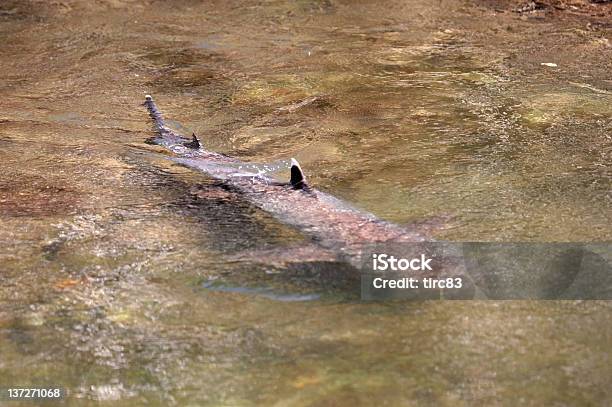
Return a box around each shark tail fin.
[290,158,308,189]
[144,95,165,130]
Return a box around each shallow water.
[1,0,611,405]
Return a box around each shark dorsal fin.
[183,133,201,149]
[290,158,307,189]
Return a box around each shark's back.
[143,95,429,254]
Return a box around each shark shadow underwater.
[143,95,438,273]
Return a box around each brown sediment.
[471,0,612,93]
[0,176,80,217]
[482,0,612,20]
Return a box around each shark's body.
[143,95,428,262]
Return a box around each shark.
[143,95,433,268]
[143,96,611,300]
